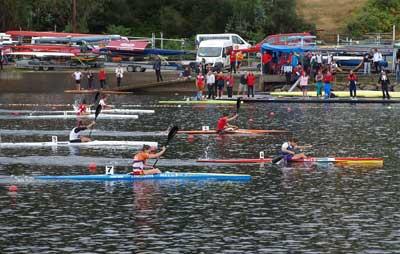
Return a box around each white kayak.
[0,140,158,148]
[2,114,138,120]
[0,109,155,114]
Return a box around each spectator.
[229,50,237,74]
[246,71,256,98]
[396,49,400,84]
[347,70,358,99]
[115,64,124,87]
[206,70,215,99]
[237,71,247,96]
[98,68,106,89]
[323,70,334,99]
[0,50,3,71]
[216,71,225,98]
[378,70,391,99]
[153,56,163,82]
[195,72,205,100]
[72,70,82,90]
[179,67,191,80]
[236,50,244,72]
[226,71,234,98]
[363,51,372,75]
[283,60,293,85]
[86,69,94,89]
[373,48,383,73]
[315,70,324,98]
[299,71,309,97]
[262,51,272,74]
[316,52,323,68]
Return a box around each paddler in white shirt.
[69,121,96,143]
[281,137,309,161]
[99,95,112,110]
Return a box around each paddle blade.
[236,97,241,113]
[94,104,102,121]
[94,92,100,104]
[167,125,179,143]
[272,155,284,164]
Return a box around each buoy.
[249,118,253,122]
[387,106,392,109]
[88,162,97,172]
[187,134,195,143]
[11,112,20,116]
[287,107,292,112]
[269,112,275,116]
[8,185,18,192]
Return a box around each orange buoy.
[88,162,97,172]
[8,185,18,192]
[269,112,275,116]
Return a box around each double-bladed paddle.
[93,91,101,105]
[88,104,102,138]
[236,97,241,114]
[153,125,179,167]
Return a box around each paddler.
[99,95,112,109]
[281,137,309,161]
[69,120,96,143]
[77,99,90,115]
[216,112,239,133]
[131,145,167,175]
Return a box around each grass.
[296,0,367,36]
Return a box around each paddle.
[152,125,179,167]
[88,104,102,138]
[236,97,241,114]
[271,155,284,164]
[93,91,100,104]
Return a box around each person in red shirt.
[262,51,272,74]
[216,112,239,133]
[230,50,237,74]
[98,68,107,89]
[196,73,205,100]
[347,70,358,99]
[131,145,166,175]
[246,71,256,97]
[76,99,89,115]
[225,71,234,98]
[323,71,334,99]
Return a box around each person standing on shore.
[72,70,82,90]
[206,70,215,99]
[153,56,163,82]
[98,68,106,89]
[323,70,334,99]
[195,72,205,100]
[347,70,358,99]
[299,71,309,97]
[87,69,94,89]
[236,49,244,72]
[226,71,234,98]
[373,48,383,73]
[0,50,3,71]
[378,70,391,99]
[315,69,324,98]
[237,71,247,96]
[246,71,256,98]
[229,50,237,74]
[363,51,371,75]
[216,71,225,98]
[115,64,124,87]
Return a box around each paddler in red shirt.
[216,112,239,134]
[76,99,89,115]
[131,145,166,175]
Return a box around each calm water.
[0,93,400,253]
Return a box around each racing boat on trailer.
[197,157,384,165]
[34,172,251,182]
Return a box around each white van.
[195,33,251,50]
[196,40,233,70]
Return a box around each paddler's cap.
[142,144,151,151]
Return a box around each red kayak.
[178,129,289,135]
[197,157,384,165]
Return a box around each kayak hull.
[178,129,289,135]
[0,140,158,148]
[0,109,154,114]
[159,100,236,105]
[35,172,251,181]
[64,89,133,94]
[6,114,138,119]
[197,157,384,165]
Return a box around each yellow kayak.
[271,90,400,98]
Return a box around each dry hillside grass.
[296,0,367,33]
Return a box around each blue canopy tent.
[261,43,316,53]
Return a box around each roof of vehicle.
[198,40,233,47]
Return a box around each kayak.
[4,114,138,120]
[0,109,154,114]
[197,157,384,165]
[271,91,400,98]
[159,100,237,105]
[178,129,289,135]
[0,140,158,148]
[34,172,251,182]
[64,89,133,94]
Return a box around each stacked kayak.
[35,172,251,182]
[197,157,384,165]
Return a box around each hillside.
[296,0,367,39]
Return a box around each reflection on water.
[0,93,400,253]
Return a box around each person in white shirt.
[373,48,383,73]
[206,70,215,99]
[72,70,82,90]
[115,65,124,87]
